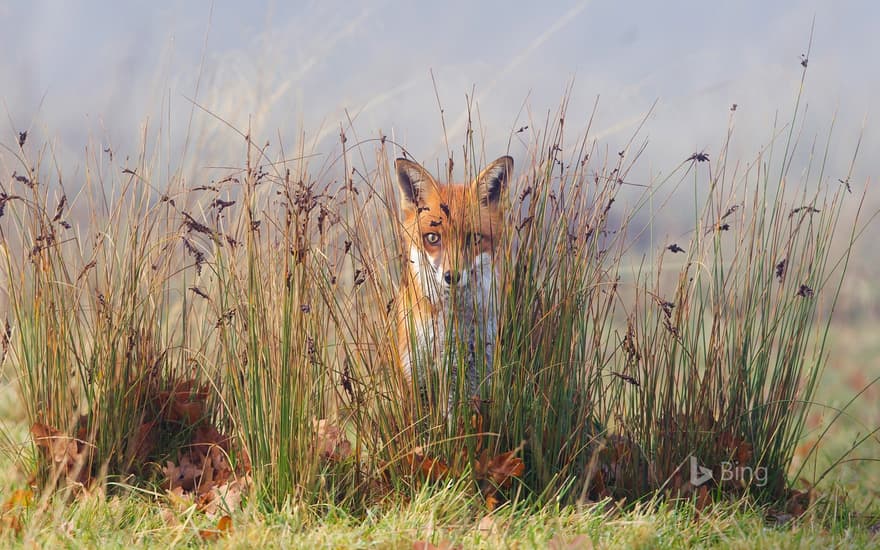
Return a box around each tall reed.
[1,83,865,510]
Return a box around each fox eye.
[423,232,440,246]
[465,232,483,246]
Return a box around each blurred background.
[3,1,876,316]
[0,1,877,478]
[1,1,876,180]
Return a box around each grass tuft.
[0,77,875,547]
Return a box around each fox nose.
[443,270,461,285]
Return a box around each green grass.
[0,366,877,547]
[0,65,878,546]
[0,451,876,549]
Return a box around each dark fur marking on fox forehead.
[439,203,450,217]
[417,206,430,213]
[429,220,442,227]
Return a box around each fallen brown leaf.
[787,489,811,518]
[31,422,92,484]
[486,450,525,488]
[160,414,242,499]
[313,418,352,462]
[196,452,215,496]
[0,514,22,536]
[164,454,203,492]
[717,431,754,466]
[474,447,525,491]
[406,447,449,481]
[0,488,32,537]
[1,489,33,513]
[198,476,250,517]
[170,400,205,425]
[154,379,210,425]
[192,423,231,453]
[199,514,232,541]
[217,515,233,532]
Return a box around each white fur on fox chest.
[403,247,497,384]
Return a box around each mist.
[1,1,876,247]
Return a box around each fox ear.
[395,158,435,211]
[474,156,513,207]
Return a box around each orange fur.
[393,156,512,400]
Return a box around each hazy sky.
[1,1,877,196]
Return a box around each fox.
[393,155,513,414]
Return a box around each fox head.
[395,155,512,302]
